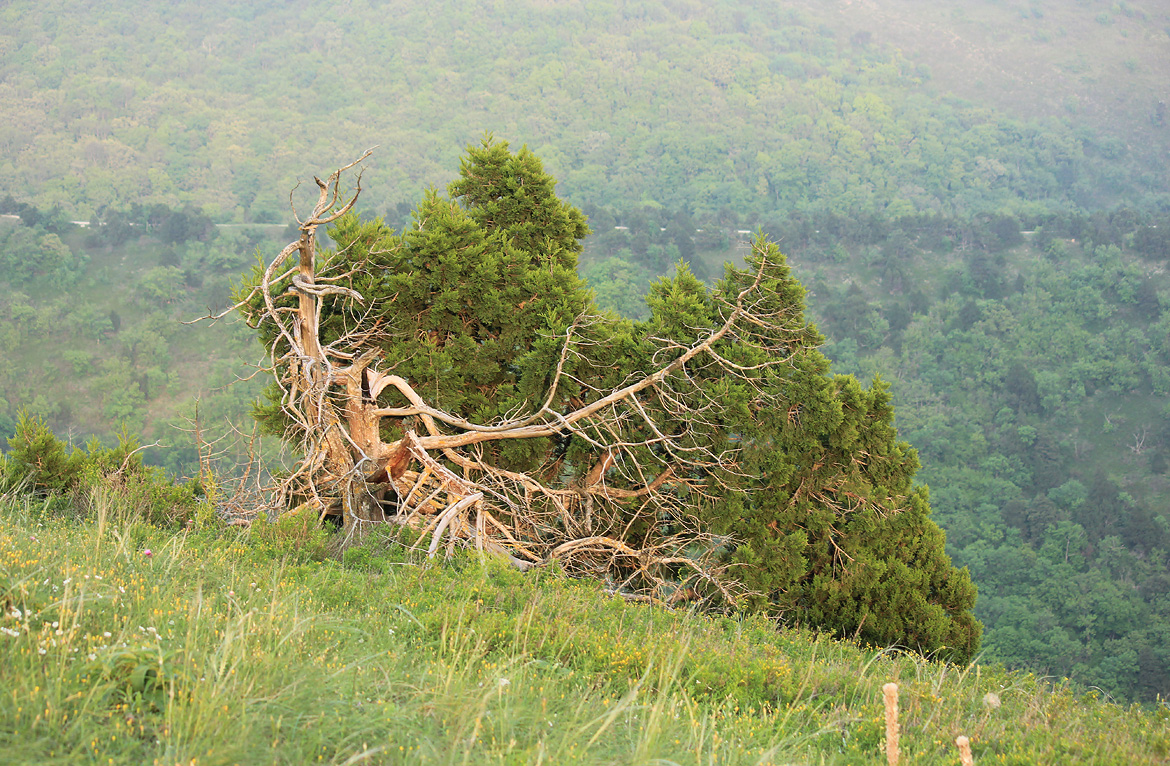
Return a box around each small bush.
[0,412,199,527]
[1,412,85,495]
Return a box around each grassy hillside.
[1,486,1168,765]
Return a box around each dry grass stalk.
[883,682,900,766]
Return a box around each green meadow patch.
[0,491,1167,765]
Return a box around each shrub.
[1,411,86,495]
[0,412,200,526]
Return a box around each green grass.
[1,487,1168,765]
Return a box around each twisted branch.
[223,153,845,606]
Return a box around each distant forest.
[2,0,1167,222]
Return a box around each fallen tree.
[226,138,981,660]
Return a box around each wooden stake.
[883,682,900,766]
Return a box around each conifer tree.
[235,138,980,661]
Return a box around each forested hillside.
[2,0,1167,222]
[2,0,1170,705]
[0,206,273,475]
[783,215,1170,703]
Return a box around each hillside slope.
[1,491,1167,764]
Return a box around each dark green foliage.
[2,411,87,495]
[1134,218,1170,260]
[0,196,75,235]
[986,214,1025,252]
[1004,362,1042,414]
[884,303,912,333]
[0,224,87,286]
[85,203,218,248]
[249,137,597,471]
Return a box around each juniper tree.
[232,138,980,661]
